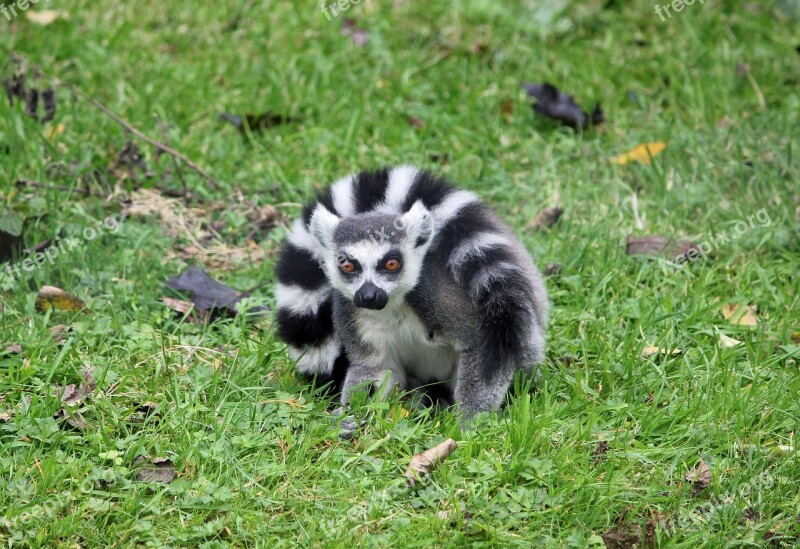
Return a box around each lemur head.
[309,201,436,311]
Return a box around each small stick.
[16,179,104,198]
[47,74,221,190]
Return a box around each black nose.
[354,282,388,310]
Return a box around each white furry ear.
[400,201,435,247]
[309,206,340,251]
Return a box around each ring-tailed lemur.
[275,167,549,416]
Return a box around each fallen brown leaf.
[2,343,22,355]
[626,236,700,260]
[50,324,70,343]
[59,367,97,407]
[685,460,712,494]
[527,206,564,230]
[0,410,11,422]
[593,441,610,466]
[405,438,457,487]
[54,367,97,430]
[602,523,643,549]
[36,286,86,313]
[135,456,176,483]
[721,303,758,327]
[543,262,562,277]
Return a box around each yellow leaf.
[43,123,65,143]
[641,345,681,358]
[719,333,742,348]
[721,304,758,327]
[25,10,69,25]
[35,286,87,313]
[615,142,667,165]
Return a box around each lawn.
[1,0,799,546]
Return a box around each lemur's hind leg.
[453,349,516,417]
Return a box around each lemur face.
[309,201,436,311]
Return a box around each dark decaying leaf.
[59,367,97,407]
[593,441,610,466]
[601,523,644,549]
[50,324,71,343]
[0,211,25,263]
[116,140,150,174]
[742,508,758,522]
[522,82,604,130]
[341,18,368,47]
[626,236,701,260]
[2,343,23,355]
[54,367,97,430]
[134,456,176,483]
[218,111,298,133]
[685,460,712,495]
[165,266,267,318]
[527,206,564,230]
[1,67,57,123]
[543,262,562,277]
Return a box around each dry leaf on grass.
[134,456,176,483]
[543,262,562,276]
[626,235,700,260]
[521,82,604,130]
[25,10,69,25]
[165,266,268,318]
[719,332,743,348]
[685,460,712,494]
[721,304,758,327]
[2,343,23,355]
[50,324,71,343]
[54,367,97,430]
[602,523,644,549]
[0,410,11,422]
[641,345,681,358]
[593,441,610,466]
[615,142,667,165]
[526,206,564,230]
[59,367,97,407]
[35,286,87,313]
[405,438,457,487]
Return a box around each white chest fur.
[355,304,458,384]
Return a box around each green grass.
[1,0,799,546]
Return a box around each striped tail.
[274,216,344,381]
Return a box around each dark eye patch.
[377,250,403,273]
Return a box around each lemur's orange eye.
[384,259,401,272]
[340,260,355,273]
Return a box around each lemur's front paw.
[332,406,363,440]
